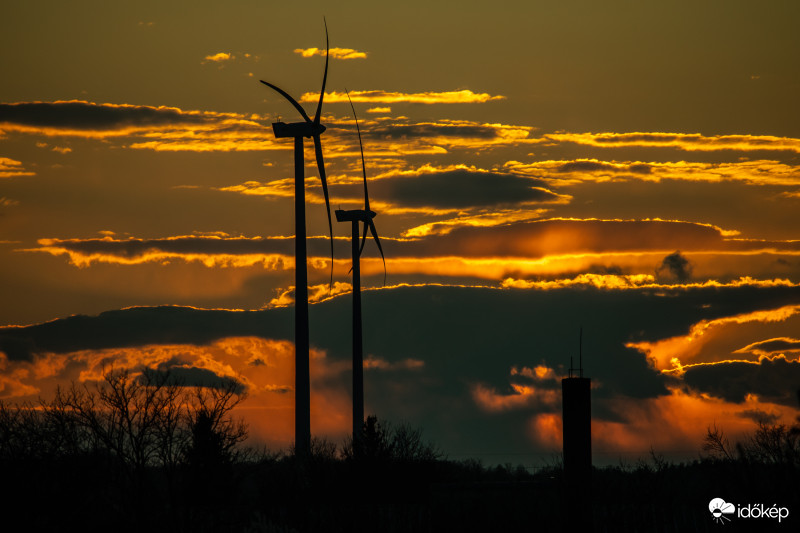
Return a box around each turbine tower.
[260,21,334,457]
[336,92,385,451]
[562,327,592,530]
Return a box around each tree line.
[1,372,798,532]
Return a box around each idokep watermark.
[709,497,790,525]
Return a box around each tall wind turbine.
[260,21,334,457]
[336,92,386,451]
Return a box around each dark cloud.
[41,235,296,257]
[139,364,246,393]
[557,161,652,174]
[371,170,557,210]
[35,235,339,263]
[587,264,625,275]
[737,408,781,425]
[370,124,501,140]
[0,101,212,131]
[682,358,800,407]
[31,220,800,266]
[655,251,693,283]
[0,305,291,361]
[593,134,681,144]
[0,334,38,362]
[5,283,800,393]
[3,283,800,461]
[398,219,726,259]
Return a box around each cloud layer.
[2,283,799,461]
[300,90,506,104]
[294,47,367,59]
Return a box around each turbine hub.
[335,209,376,222]
[272,121,325,139]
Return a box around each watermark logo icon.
[709,498,735,524]
[708,497,790,524]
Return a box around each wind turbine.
[336,92,386,452]
[260,21,334,458]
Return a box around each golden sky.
[1,0,800,464]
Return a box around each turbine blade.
[259,80,312,123]
[314,19,329,126]
[367,218,387,286]
[346,89,371,257]
[358,220,368,257]
[345,89,370,213]
[313,134,334,288]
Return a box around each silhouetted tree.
[181,378,248,520]
[0,367,252,531]
[341,415,441,464]
[702,422,735,461]
[742,420,799,466]
[391,422,442,463]
[183,378,248,467]
[360,415,392,461]
[703,389,800,468]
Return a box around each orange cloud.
[22,219,800,291]
[0,337,353,449]
[511,364,558,381]
[300,90,505,104]
[528,385,799,460]
[627,304,800,372]
[203,52,233,62]
[546,132,800,153]
[337,253,800,287]
[294,47,367,59]
[29,241,295,269]
[218,179,296,199]
[2,102,539,156]
[266,281,353,308]
[267,119,539,160]
[735,337,800,358]
[590,388,741,458]
[465,360,785,460]
[472,364,561,413]
[502,275,796,292]
[472,383,559,413]
[0,157,34,178]
[529,413,563,449]
[505,158,800,187]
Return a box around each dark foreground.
[2,375,797,532]
[2,449,798,532]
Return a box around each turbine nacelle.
[335,208,376,223]
[272,121,326,139]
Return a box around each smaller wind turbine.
[336,91,386,451]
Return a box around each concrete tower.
[562,329,592,529]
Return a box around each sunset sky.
[2,0,800,464]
